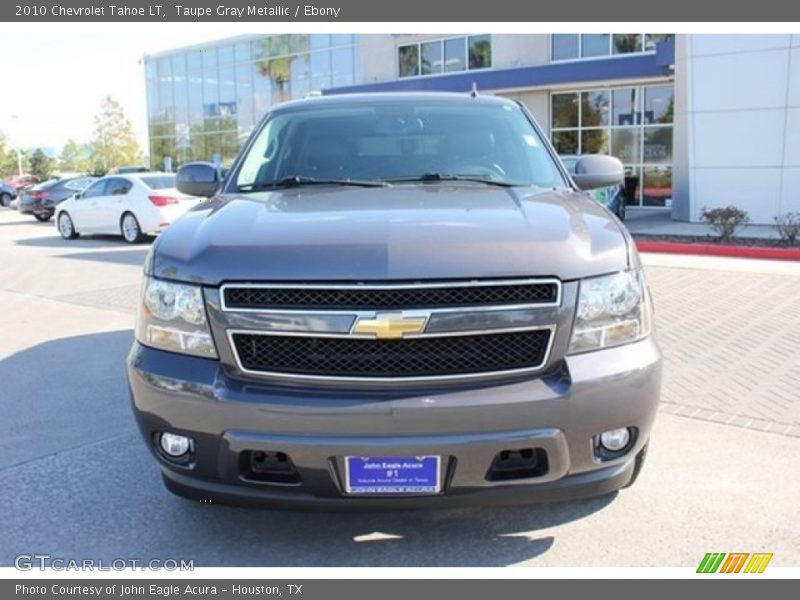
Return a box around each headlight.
[135,277,218,358]
[568,270,652,354]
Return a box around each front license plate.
[344,456,441,495]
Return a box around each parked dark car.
[0,181,17,207]
[20,176,97,221]
[128,93,661,510]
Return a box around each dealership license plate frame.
[344,455,441,495]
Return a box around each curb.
[635,240,800,261]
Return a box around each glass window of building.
[613,34,643,54]
[217,45,234,65]
[645,34,673,51]
[157,57,173,123]
[289,54,311,99]
[310,51,333,91]
[147,34,361,169]
[444,37,466,72]
[186,51,204,123]
[643,85,674,124]
[202,48,219,119]
[468,35,491,70]
[612,88,641,126]
[421,40,443,75]
[552,93,579,129]
[581,34,610,58]
[252,61,271,120]
[552,33,672,61]
[397,35,491,78]
[234,42,250,63]
[235,61,254,135]
[551,84,674,208]
[331,46,355,87]
[330,34,355,47]
[398,44,419,78]
[551,34,579,61]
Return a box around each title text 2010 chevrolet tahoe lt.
[127,93,661,509]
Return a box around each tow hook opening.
[486,448,549,481]
[240,450,301,485]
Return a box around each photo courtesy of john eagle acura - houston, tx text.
[126,92,661,509]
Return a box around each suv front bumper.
[127,337,661,509]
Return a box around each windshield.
[234,100,567,190]
[140,175,176,190]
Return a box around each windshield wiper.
[382,172,521,187]
[238,175,388,191]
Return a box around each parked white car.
[55,173,198,243]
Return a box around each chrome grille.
[232,329,553,379]
[222,280,559,311]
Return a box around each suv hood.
[151,185,631,285]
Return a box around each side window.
[82,180,108,199]
[106,178,133,196]
[65,178,91,191]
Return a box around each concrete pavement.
[0,208,797,567]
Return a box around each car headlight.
[568,270,652,354]
[135,277,218,358]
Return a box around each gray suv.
[127,93,661,509]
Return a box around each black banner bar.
[3,579,794,600]
[2,0,800,22]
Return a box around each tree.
[29,148,53,181]
[0,132,28,178]
[88,96,141,174]
[59,138,89,173]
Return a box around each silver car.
[127,93,661,509]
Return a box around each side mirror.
[176,162,221,198]
[72,192,81,200]
[570,155,624,191]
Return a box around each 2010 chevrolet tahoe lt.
[127,93,661,509]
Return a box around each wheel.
[622,442,648,489]
[33,213,51,222]
[0,192,11,207]
[121,212,144,243]
[57,212,79,240]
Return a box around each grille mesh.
[232,329,551,378]
[224,282,558,310]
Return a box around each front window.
[235,100,566,190]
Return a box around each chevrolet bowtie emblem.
[353,313,427,339]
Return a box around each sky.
[0,24,263,155]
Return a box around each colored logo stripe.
[697,552,773,573]
[697,553,726,573]
[744,553,773,573]
[719,553,749,573]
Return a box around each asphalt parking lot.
[1,208,798,567]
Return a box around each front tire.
[58,212,79,239]
[121,212,144,244]
[34,213,51,222]
[0,193,11,207]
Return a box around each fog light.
[600,428,631,452]
[159,432,192,457]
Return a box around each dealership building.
[144,34,800,224]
